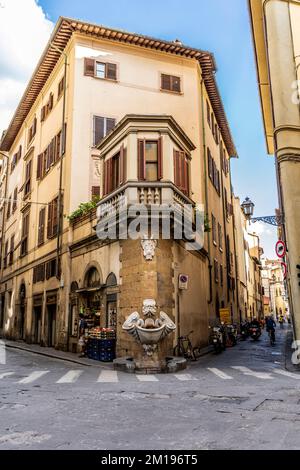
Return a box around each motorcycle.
[240,322,249,341]
[226,324,238,347]
[249,325,261,341]
[210,326,225,354]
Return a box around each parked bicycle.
[173,331,201,361]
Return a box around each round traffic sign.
[276,240,286,258]
[281,262,287,279]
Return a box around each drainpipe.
[0,151,9,330]
[200,78,212,305]
[49,43,68,280]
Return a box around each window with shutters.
[28,117,37,145]
[137,138,163,182]
[220,264,224,287]
[8,235,14,266]
[173,149,189,196]
[57,76,64,100]
[3,240,8,268]
[33,263,45,284]
[45,259,57,280]
[103,144,127,196]
[21,211,30,257]
[38,207,46,246]
[37,128,65,181]
[207,148,213,181]
[161,74,181,93]
[111,152,120,192]
[145,142,158,182]
[24,160,32,198]
[91,186,100,200]
[84,57,117,81]
[208,148,220,196]
[41,93,54,122]
[212,214,217,245]
[11,146,22,173]
[6,196,11,220]
[12,187,17,213]
[214,259,219,283]
[218,222,223,251]
[206,100,211,127]
[93,116,116,146]
[47,197,58,239]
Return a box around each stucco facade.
[249,0,300,338]
[0,17,241,357]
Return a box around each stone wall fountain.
[114,299,187,373]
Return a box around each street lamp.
[241,197,255,219]
[241,196,283,227]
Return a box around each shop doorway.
[107,294,117,329]
[19,284,26,340]
[47,305,56,347]
[33,306,42,344]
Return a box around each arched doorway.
[19,284,26,340]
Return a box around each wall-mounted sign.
[281,262,287,279]
[276,240,286,259]
[179,274,188,290]
[219,308,231,324]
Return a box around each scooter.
[240,322,249,341]
[249,326,261,341]
[226,324,238,347]
[210,326,225,354]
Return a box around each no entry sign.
[276,240,286,258]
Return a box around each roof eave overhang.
[0,16,237,158]
[248,0,275,155]
[97,114,196,152]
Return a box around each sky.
[0,0,279,258]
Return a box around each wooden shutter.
[92,186,100,199]
[179,151,186,192]
[37,153,43,179]
[106,63,117,80]
[12,187,17,212]
[55,131,61,161]
[119,144,125,185]
[38,207,45,245]
[207,149,213,180]
[52,197,58,236]
[161,74,171,91]
[62,123,67,154]
[47,201,53,238]
[84,58,95,77]
[172,76,181,93]
[94,116,105,146]
[33,117,37,136]
[158,136,163,180]
[104,160,109,196]
[122,146,127,184]
[106,118,116,135]
[173,150,180,188]
[18,145,22,161]
[49,93,53,111]
[41,106,45,122]
[107,158,113,194]
[137,139,145,180]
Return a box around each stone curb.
[3,340,113,369]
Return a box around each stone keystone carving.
[122,299,176,356]
[141,236,157,261]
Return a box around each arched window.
[85,267,101,287]
[106,272,117,287]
